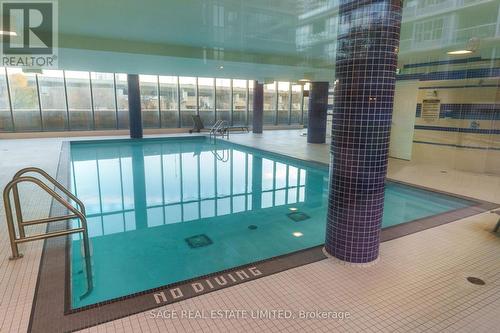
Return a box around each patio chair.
[189,115,249,134]
[189,115,211,133]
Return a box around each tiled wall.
[385,58,500,175]
[412,80,499,150]
[397,58,499,151]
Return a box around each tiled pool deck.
[1,130,499,332]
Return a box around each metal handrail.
[12,167,86,238]
[3,168,93,299]
[209,120,229,140]
[209,120,223,137]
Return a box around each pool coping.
[28,136,499,333]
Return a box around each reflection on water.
[70,139,325,238]
[69,138,473,309]
[69,138,329,308]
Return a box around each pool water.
[69,137,473,308]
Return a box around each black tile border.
[28,138,499,333]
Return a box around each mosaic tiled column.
[128,74,143,139]
[252,81,264,134]
[307,82,329,144]
[325,0,403,263]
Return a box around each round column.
[252,81,264,134]
[307,82,329,144]
[325,0,403,263]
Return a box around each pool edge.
[28,137,499,333]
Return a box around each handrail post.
[2,171,93,298]
[12,184,25,238]
[80,217,93,298]
[3,187,22,259]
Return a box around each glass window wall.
[159,76,179,128]
[277,81,291,125]
[198,77,215,126]
[216,78,231,123]
[7,68,40,131]
[0,70,304,133]
[0,68,12,131]
[264,82,276,125]
[115,74,129,129]
[66,71,93,130]
[179,76,197,127]
[139,75,160,129]
[91,72,117,130]
[38,70,67,131]
[233,79,247,126]
[291,84,302,124]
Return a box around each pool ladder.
[3,167,93,298]
[209,120,229,141]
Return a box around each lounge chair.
[189,115,211,133]
[189,115,249,134]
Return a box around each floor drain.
[248,225,258,230]
[466,277,485,285]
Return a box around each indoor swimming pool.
[68,137,474,309]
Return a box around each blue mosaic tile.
[415,103,500,120]
[325,0,403,264]
[402,57,482,69]
[414,125,500,135]
[398,68,500,81]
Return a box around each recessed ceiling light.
[292,232,303,237]
[447,50,473,55]
[289,207,298,211]
[218,65,224,69]
[0,30,17,36]
[298,79,310,82]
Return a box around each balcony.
[403,0,496,21]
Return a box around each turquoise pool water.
[69,137,473,308]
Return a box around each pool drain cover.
[466,277,485,285]
[185,234,213,248]
[287,212,310,222]
[248,225,258,230]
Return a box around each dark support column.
[307,82,329,144]
[128,74,143,139]
[252,81,264,134]
[251,155,263,210]
[325,0,403,263]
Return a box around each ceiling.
[41,0,500,80]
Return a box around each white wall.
[389,80,419,160]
